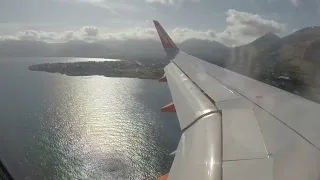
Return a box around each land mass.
[27,26,320,102]
[28,61,165,79]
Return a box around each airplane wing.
[154,20,320,180]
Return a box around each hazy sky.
[1,0,320,46]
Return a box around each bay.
[0,57,180,180]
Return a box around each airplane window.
[0,0,320,180]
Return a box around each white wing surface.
[154,20,320,180]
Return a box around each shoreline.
[28,61,165,80]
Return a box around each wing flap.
[222,109,268,161]
[223,158,273,180]
[168,113,222,180]
[251,104,320,180]
[189,58,320,151]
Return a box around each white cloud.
[10,28,100,42]
[0,35,17,41]
[102,27,157,40]
[215,9,286,46]
[171,28,216,41]
[226,9,285,36]
[18,30,58,41]
[0,26,215,43]
[0,9,287,47]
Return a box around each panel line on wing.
[214,78,320,153]
[173,53,241,102]
[181,109,221,133]
[172,61,217,105]
[223,157,268,162]
[164,63,219,130]
[184,58,320,153]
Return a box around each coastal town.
[28,60,166,79]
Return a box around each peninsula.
[28,61,165,79]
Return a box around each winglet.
[153,20,179,58]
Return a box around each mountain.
[52,41,111,58]
[0,40,52,57]
[178,38,229,66]
[225,33,280,75]
[1,26,320,87]
[178,38,227,51]
[251,26,320,85]
[0,38,227,63]
[0,39,166,60]
[250,33,280,49]
[211,27,320,88]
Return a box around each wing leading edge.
[154,21,320,180]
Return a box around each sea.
[0,57,181,180]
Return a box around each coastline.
[28,61,165,80]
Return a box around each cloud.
[0,27,153,42]
[0,26,215,43]
[11,28,100,42]
[18,30,58,41]
[78,0,104,3]
[100,27,157,41]
[75,0,140,12]
[0,35,17,41]
[70,0,140,19]
[0,9,287,47]
[61,31,78,41]
[146,0,174,4]
[226,9,285,36]
[146,0,200,4]
[171,28,216,41]
[290,0,299,7]
[82,26,99,36]
[215,9,286,46]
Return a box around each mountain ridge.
[1,26,320,87]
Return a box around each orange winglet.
[161,102,175,112]
[157,173,169,180]
[159,76,167,82]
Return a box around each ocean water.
[0,57,180,180]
